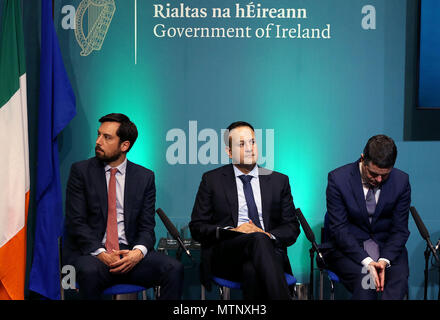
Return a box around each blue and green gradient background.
[10,0,440,299]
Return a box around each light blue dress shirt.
[233,165,265,230]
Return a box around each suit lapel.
[91,158,108,221]
[221,164,239,227]
[258,167,272,231]
[123,160,135,227]
[349,161,370,225]
[372,170,393,223]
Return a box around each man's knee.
[250,232,272,244]
[165,258,184,278]
[249,232,274,250]
[243,232,277,260]
[75,256,105,280]
[148,253,184,280]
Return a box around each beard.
[95,147,123,163]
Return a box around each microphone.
[156,208,192,260]
[410,206,439,263]
[296,208,325,263]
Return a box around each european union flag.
[28,0,76,300]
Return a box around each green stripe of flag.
[0,0,26,108]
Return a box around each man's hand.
[368,260,387,292]
[231,220,271,238]
[109,249,144,274]
[96,250,121,267]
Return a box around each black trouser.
[211,232,291,300]
[73,248,184,300]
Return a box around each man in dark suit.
[63,113,183,299]
[189,121,300,300]
[325,134,411,299]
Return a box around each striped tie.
[105,168,119,252]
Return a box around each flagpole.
[134,0,137,65]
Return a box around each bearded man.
[63,113,183,299]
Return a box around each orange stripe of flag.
[0,191,29,300]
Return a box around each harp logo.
[61,0,116,56]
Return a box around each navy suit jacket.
[189,164,300,287]
[63,157,156,264]
[326,160,411,265]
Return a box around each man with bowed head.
[325,134,411,299]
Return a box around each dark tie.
[105,168,119,252]
[365,188,376,223]
[238,175,262,229]
[364,187,379,261]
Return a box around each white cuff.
[133,245,148,257]
[378,258,391,267]
[91,248,106,256]
[361,257,374,268]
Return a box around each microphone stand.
[176,244,183,261]
[424,245,430,301]
[437,239,440,301]
[309,247,315,300]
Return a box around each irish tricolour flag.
[0,0,29,300]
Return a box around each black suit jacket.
[189,164,300,287]
[63,157,156,264]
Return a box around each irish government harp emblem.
[75,0,116,56]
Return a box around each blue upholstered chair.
[202,273,297,300]
[61,283,152,300]
[318,212,341,300]
[102,284,150,300]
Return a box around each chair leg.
[319,270,324,300]
[329,280,335,300]
[201,285,206,300]
[222,287,230,300]
[218,286,231,300]
[114,293,138,300]
[289,285,296,300]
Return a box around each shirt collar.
[105,158,127,175]
[233,164,259,179]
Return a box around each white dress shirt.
[91,158,147,257]
[359,163,390,268]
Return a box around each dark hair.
[224,121,255,147]
[99,113,138,152]
[363,134,397,168]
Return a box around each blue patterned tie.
[238,175,262,229]
[366,188,376,223]
[364,188,379,261]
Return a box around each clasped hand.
[231,220,271,238]
[368,260,388,292]
[97,249,143,274]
